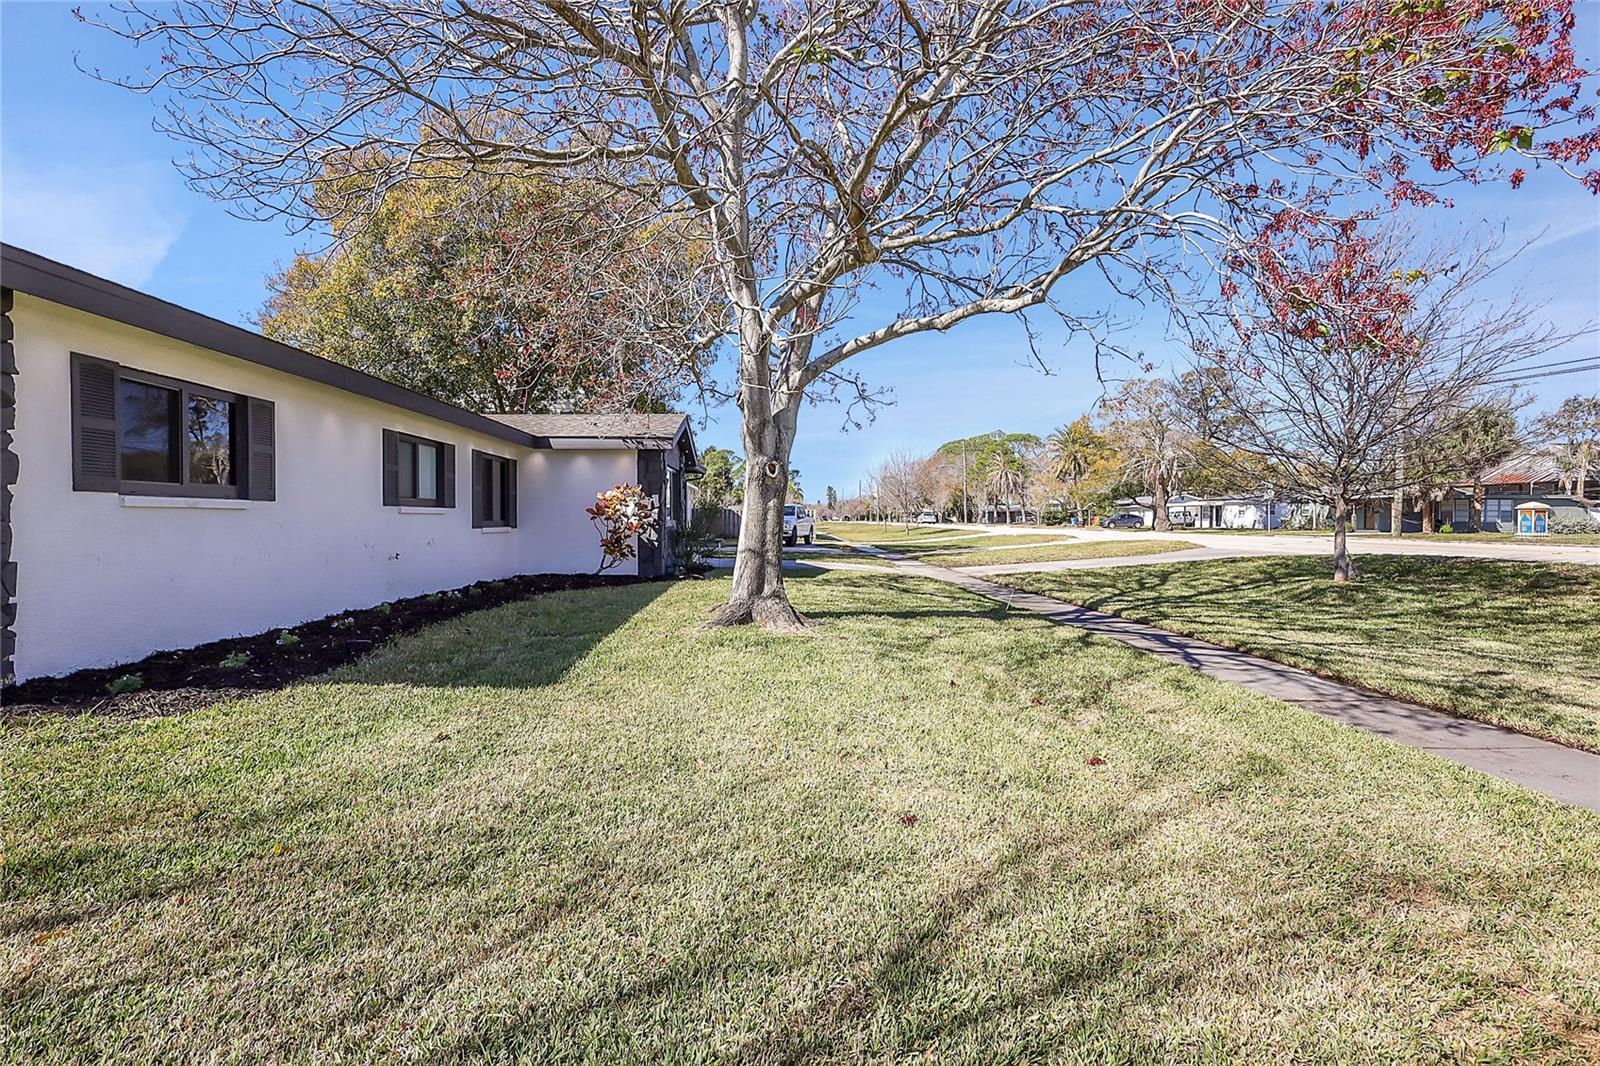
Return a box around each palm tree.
[982,451,1026,523]
[1048,417,1105,519]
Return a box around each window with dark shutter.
[471,450,516,528]
[245,398,276,501]
[71,353,121,492]
[71,354,268,500]
[384,429,455,507]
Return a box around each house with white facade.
[0,245,701,683]
[1111,494,1303,529]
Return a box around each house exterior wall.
[8,295,634,681]
[521,447,639,576]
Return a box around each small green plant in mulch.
[425,594,442,604]
[376,604,394,615]
[275,632,302,647]
[105,673,143,695]
[331,617,355,629]
[219,652,251,669]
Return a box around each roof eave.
[2,243,540,451]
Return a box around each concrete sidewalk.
[875,551,1600,813]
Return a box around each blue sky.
[4,1,1597,502]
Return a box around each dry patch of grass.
[995,555,1600,751]
[5,573,1598,1062]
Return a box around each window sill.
[120,496,249,510]
[478,525,514,534]
[397,506,448,515]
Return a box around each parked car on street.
[784,504,816,545]
[915,509,939,524]
[1102,512,1146,529]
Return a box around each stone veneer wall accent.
[1,288,16,684]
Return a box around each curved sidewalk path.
[856,548,1600,813]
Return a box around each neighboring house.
[0,245,701,683]
[1112,494,1300,529]
[1352,450,1598,533]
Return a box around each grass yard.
[817,521,969,543]
[1149,528,1600,545]
[921,538,1199,569]
[6,572,1599,1062]
[1379,531,1600,546]
[994,556,1600,752]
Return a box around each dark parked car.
[1102,512,1146,529]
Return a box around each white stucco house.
[0,245,701,683]
[1112,494,1303,529]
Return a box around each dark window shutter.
[71,352,120,492]
[506,458,518,528]
[382,429,399,506]
[244,397,276,501]
[438,442,456,508]
[471,451,486,528]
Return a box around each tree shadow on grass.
[329,580,673,691]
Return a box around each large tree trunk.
[1152,468,1171,532]
[708,426,808,630]
[1471,480,1485,532]
[1390,485,1405,537]
[1332,491,1355,584]
[706,322,808,631]
[1421,491,1438,534]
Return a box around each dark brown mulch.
[2,572,651,721]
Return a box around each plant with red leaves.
[587,484,659,575]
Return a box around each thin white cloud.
[0,158,186,286]
[1524,214,1600,254]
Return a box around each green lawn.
[1380,531,1600,546]
[923,538,1199,568]
[818,521,970,543]
[5,573,1598,1061]
[994,556,1600,752]
[1171,528,1600,545]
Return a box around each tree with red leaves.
[92,0,1599,624]
[1187,223,1569,581]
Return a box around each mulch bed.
[2,572,650,721]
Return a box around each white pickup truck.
[783,504,815,546]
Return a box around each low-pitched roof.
[3,243,706,469]
[489,412,687,440]
[2,243,536,449]
[487,412,703,473]
[1478,450,1569,487]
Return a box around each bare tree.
[874,450,931,526]
[1190,226,1569,582]
[1099,379,1192,532]
[89,1,1598,626]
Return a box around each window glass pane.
[187,395,235,485]
[489,459,503,522]
[416,443,438,500]
[119,379,180,482]
[398,441,416,499]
